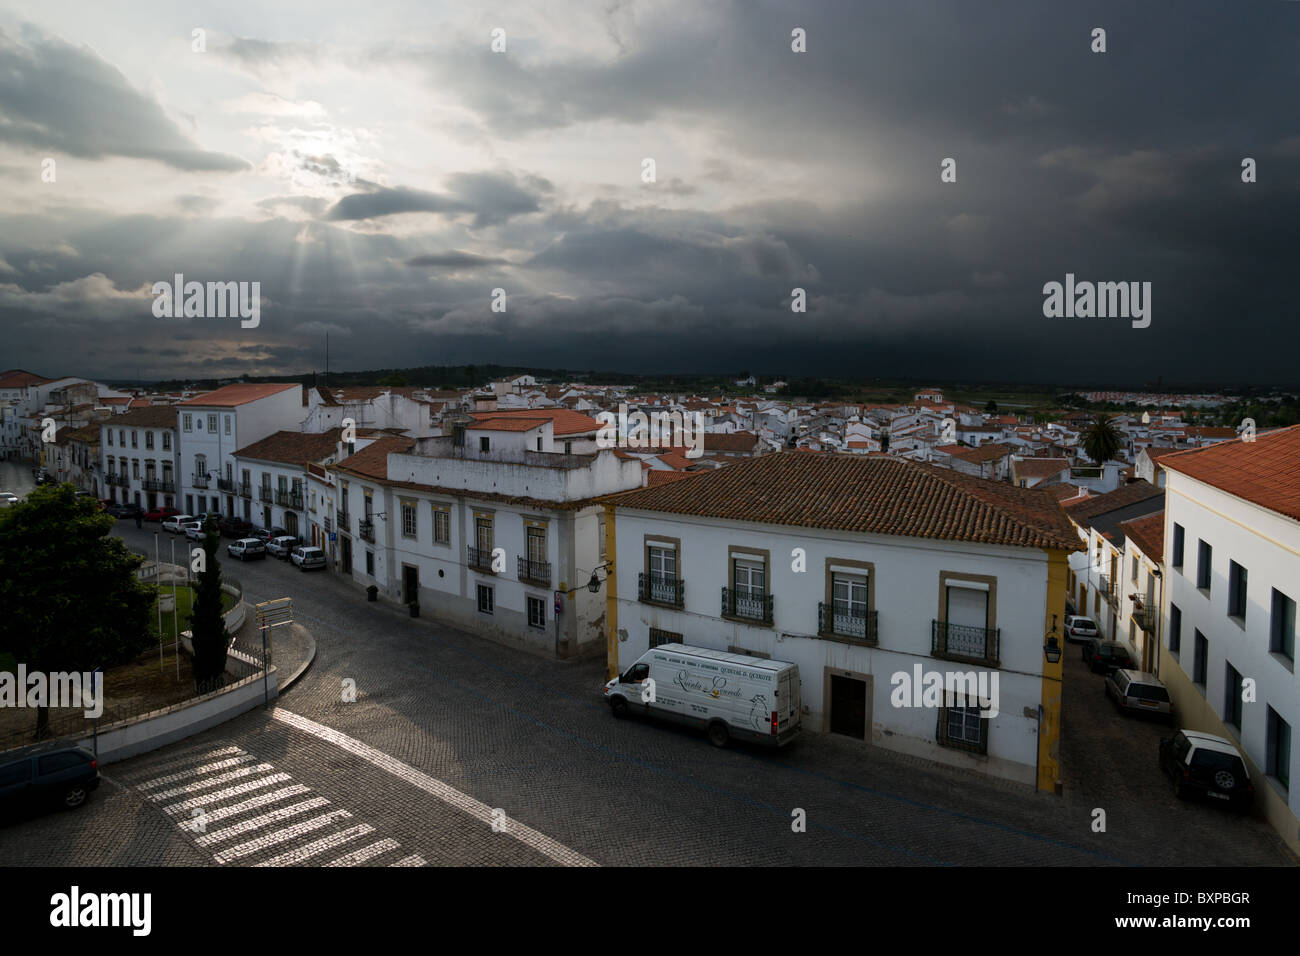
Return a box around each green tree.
[377,372,407,387]
[0,485,155,737]
[1082,415,1123,464]
[189,519,229,693]
[984,399,998,414]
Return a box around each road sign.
[328,532,336,542]
[255,597,294,629]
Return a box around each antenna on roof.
[325,332,329,385]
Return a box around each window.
[536,436,543,451]
[477,584,494,614]
[1228,561,1247,621]
[132,460,140,479]
[527,526,546,563]
[432,505,450,544]
[733,558,765,596]
[207,414,217,433]
[479,436,490,452]
[130,430,137,448]
[162,432,171,451]
[649,627,681,648]
[828,571,871,639]
[401,501,417,538]
[527,596,545,629]
[1271,589,1296,662]
[38,752,88,774]
[365,550,374,576]
[1131,554,1138,582]
[475,516,493,552]
[145,431,154,450]
[1266,707,1291,789]
[182,414,192,432]
[1193,630,1208,686]
[107,430,113,446]
[1172,523,1184,569]
[1224,662,1242,730]
[1169,603,1182,654]
[1197,540,1212,590]
[938,706,987,754]
[224,415,231,435]
[564,441,573,454]
[118,429,125,446]
[598,513,606,559]
[646,545,678,603]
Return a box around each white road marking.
[254,824,375,867]
[147,764,275,801]
[196,798,331,846]
[188,785,313,826]
[138,755,258,789]
[129,746,244,776]
[214,810,353,864]
[325,839,401,867]
[390,855,426,867]
[161,774,293,813]
[271,708,598,867]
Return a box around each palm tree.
[1082,415,1122,464]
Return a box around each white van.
[604,643,801,748]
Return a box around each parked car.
[1104,669,1174,721]
[162,514,194,533]
[144,506,181,522]
[183,521,206,541]
[0,743,100,818]
[1064,614,1100,643]
[1064,598,1077,617]
[227,537,267,561]
[0,491,18,507]
[219,516,253,538]
[1159,730,1254,812]
[290,545,326,571]
[107,502,143,518]
[251,526,289,544]
[604,643,802,747]
[1082,638,1135,674]
[267,535,297,559]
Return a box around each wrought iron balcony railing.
[1131,604,1157,633]
[721,586,773,624]
[336,509,349,531]
[274,488,289,506]
[288,491,304,510]
[217,477,235,493]
[359,519,374,542]
[639,572,684,608]
[818,602,878,643]
[258,486,273,502]
[192,474,209,489]
[931,620,1000,665]
[517,556,551,586]
[323,515,332,532]
[468,546,495,571]
[238,481,252,498]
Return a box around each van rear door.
[779,669,800,731]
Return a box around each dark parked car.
[251,527,288,544]
[219,515,254,538]
[0,743,100,818]
[1082,638,1134,674]
[1159,730,1254,812]
[107,502,143,518]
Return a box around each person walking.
[135,511,143,530]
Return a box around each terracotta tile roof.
[178,383,300,407]
[655,451,696,470]
[1186,426,1238,439]
[1063,480,1162,520]
[603,451,1082,551]
[1120,511,1165,562]
[105,405,179,429]
[1013,457,1069,480]
[330,436,416,480]
[1159,424,1300,522]
[468,408,600,436]
[1141,446,1181,461]
[703,431,762,452]
[468,417,549,432]
[0,369,52,388]
[647,469,694,487]
[935,442,1015,464]
[1047,483,1086,502]
[234,429,343,467]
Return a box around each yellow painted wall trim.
[1039,548,1068,795]
[604,502,619,680]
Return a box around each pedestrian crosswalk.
[117,744,423,867]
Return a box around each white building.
[99,405,182,511]
[175,383,304,518]
[1158,426,1300,857]
[233,428,350,537]
[603,452,1080,790]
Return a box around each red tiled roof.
[647,469,694,487]
[468,417,549,432]
[234,429,343,467]
[104,405,178,429]
[1159,424,1300,522]
[935,442,1015,464]
[330,436,416,480]
[1063,480,1162,520]
[1013,458,1069,480]
[178,383,299,407]
[603,451,1082,551]
[1120,511,1165,562]
[469,408,599,436]
[0,369,52,388]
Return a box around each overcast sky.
[0,0,1296,386]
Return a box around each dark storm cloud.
[406,251,507,268]
[325,172,546,226]
[0,29,248,171]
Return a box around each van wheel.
[610,697,628,719]
[707,722,729,748]
[64,786,87,809]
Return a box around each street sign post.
[253,598,294,707]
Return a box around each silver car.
[290,545,326,571]
[183,521,206,541]
[1105,669,1174,721]
[227,537,267,561]
[266,535,297,559]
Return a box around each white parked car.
[183,521,206,541]
[0,491,19,507]
[227,538,266,561]
[266,536,297,559]
[1064,615,1100,643]
[290,545,326,571]
[163,514,193,534]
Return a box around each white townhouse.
[232,428,352,538]
[99,405,182,511]
[602,452,1081,791]
[324,414,644,659]
[49,425,102,497]
[1158,426,1300,857]
[1063,480,1164,642]
[175,383,304,519]
[1115,511,1165,673]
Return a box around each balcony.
[358,519,374,543]
[1097,573,1114,603]
[818,602,879,644]
[141,478,172,492]
[258,486,272,503]
[192,474,209,489]
[217,477,235,493]
[274,488,289,506]
[336,510,349,532]
[639,573,684,608]
[238,481,251,498]
[289,492,304,510]
[1131,603,1157,633]
[721,586,773,625]
[468,546,495,572]
[106,472,126,486]
[323,515,332,532]
[931,620,1000,666]
[517,556,552,586]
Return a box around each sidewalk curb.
[276,623,317,692]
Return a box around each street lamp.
[1043,613,1063,664]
